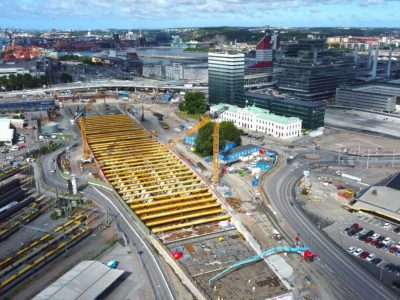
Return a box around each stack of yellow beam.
[82,114,230,234]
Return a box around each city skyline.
[0,0,398,30]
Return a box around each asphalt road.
[82,185,175,300]
[263,157,398,300]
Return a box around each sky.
[0,0,398,30]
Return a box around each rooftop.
[33,260,125,300]
[343,83,400,96]
[0,118,13,142]
[212,103,301,124]
[225,144,259,154]
[245,92,325,108]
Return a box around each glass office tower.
[208,52,245,107]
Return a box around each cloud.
[0,0,396,28]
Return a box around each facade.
[208,52,245,106]
[142,63,163,79]
[273,48,359,102]
[245,92,325,130]
[335,83,399,113]
[183,66,208,82]
[0,61,44,77]
[164,63,184,80]
[0,100,55,112]
[211,103,302,139]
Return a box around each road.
[262,155,398,300]
[82,185,175,300]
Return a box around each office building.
[245,92,325,130]
[208,52,245,106]
[274,48,359,102]
[211,103,302,140]
[335,83,400,113]
[165,63,184,80]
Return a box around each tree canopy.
[179,92,207,115]
[0,73,48,91]
[195,121,242,156]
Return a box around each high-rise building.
[208,52,245,106]
[273,48,360,102]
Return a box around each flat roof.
[245,92,325,108]
[225,144,259,154]
[33,260,125,300]
[0,118,13,142]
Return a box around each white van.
[10,145,19,151]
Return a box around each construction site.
[76,110,311,299]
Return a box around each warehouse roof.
[0,118,13,143]
[212,103,301,125]
[33,260,125,300]
[350,173,400,222]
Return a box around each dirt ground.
[5,226,118,300]
[315,128,400,155]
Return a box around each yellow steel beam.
[146,208,223,227]
[151,215,231,234]
[138,202,220,220]
[124,188,209,203]
[120,179,201,194]
[115,174,197,190]
[121,182,204,197]
[131,193,212,209]
[108,167,189,183]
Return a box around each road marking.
[92,186,175,300]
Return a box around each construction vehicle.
[169,105,228,188]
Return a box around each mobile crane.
[169,106,228,188]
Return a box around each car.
[19,144,26,149]
[106,260,119,269]
[383,237,392,245]
[371,257,382,265]
[396,241,400,249]
[385,263,395,271]
[394,227,400,233]
[359,251,370,259]
[353,248,363,256]
[366,230,374,237]
[350,223,359,229]
[50,159,55,163]
[364,237,373,244]
[396,250,400,257]
[389,246,398,253]
[370,239,379,246]
[359,234,368,241]
[377,236,385,243]
[371,233,380,240]
[50,169,56,173]
[32,126,37,130]
[383,223,391,229]
[366,253,376,262]
[348,229,358,236]
[355,227,363,233]
[347,246,357,254]
[383,243,392,251]
[343,227,350,234]
[355,231,364,239]
[376,242,385,249]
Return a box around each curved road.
[263,156,398,300]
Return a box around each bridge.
[138,54,206,61]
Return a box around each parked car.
[360,251,370,260]
[395,242,400,249]
[371,257,382,265]
[106,260,119,269]
[371,240,379,247]
[347,246,357,254]
[366,253,376,262]
[383,237,392,245]
[389,246,398,253]
[366,230,374,237]
[383,243,392,251]
[385,263,395,271]
[364,237,373,244]
[350,223,359,229]
[396,250,400,257]
[343,227,350,234]
[353,248,363,256]
[377,236,385,243]
[50,169,56,173]
[394,227,400,233]
[371,233,380,240]
[383,223,391,229]
[359,234,368,241]
[376,242,385,249]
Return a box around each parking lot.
[324,215,400,274]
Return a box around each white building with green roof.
[211,104,302,140]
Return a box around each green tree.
[195,121,242,156]
[60,73,73,83]
[179,92,207,114]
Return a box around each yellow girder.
[136,198,216,215]
[151,215,231,234]
[131,193,212,209]
[145,208,223,227]
[125,188,209,203]
[79,114,230,234]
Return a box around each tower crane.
[169,105,228,188]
